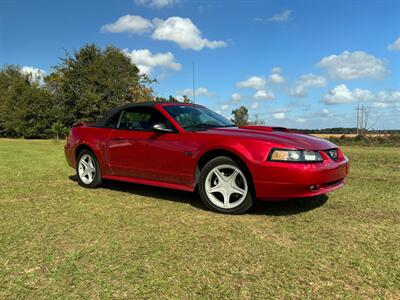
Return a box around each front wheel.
[198,156,254,214]
[76,150,102,188]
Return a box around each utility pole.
[192,61,195,104]
[356,104,360,135]
[360,104,364,134]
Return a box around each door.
[107,106,195,186]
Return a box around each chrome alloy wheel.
[205,164,248,209]
[78,154,96,184]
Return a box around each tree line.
[0,44,187,139]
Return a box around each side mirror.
[152,123,174,133]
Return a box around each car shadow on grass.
[69,176,328,216]
[250,195,328,216]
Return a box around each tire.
[198,156,254,214]
[76,149,102,188]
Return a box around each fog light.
[310,185,320,191]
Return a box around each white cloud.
[322,84,358,104]
[250,102,259,110]
[290,73,327,97]
[101,15,226,51]
[269,10,292,22]
[178,87,214,98]
[253,17,264,22]
[317,51,387,80]
[268,73,285,84]
[21,66,46,83]
[376,90,400,103]
[230,93,242,103]
[294,117,306,123]
[221,104,229,111]
[321,84,400,105]
[152,17,227,50]
[352,88,375,102]
[268,67,285,84]
[123,49,181,75]
[236,76,266,90]
[388,37,400,51]
[254,89,275,100]
[135,0,179,9]
[101,15,154,33]
[272,112,286,120]
[271,67,282,73]
[321,108,333,117]
[371,102,389,108]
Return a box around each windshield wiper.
[185,123,236,131]
[185,123,220,131]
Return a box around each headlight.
[269,149,323,162]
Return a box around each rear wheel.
[198,156,254,214]
[76,150,102,188]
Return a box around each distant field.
[311,133,386,138]
[0,139,399,299]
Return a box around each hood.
[199,126,336,150]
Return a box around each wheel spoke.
[227,170,239,183]
[208,184,223,194]
[231,183,246,196]
[223,191,230,207]
[214,169,226,182]
[88,158,95,169]
[81,160,89,169]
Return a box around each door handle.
[111,137,125,141]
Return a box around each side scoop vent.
[239,125,290,132]
[270,127,289,132]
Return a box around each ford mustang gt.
[65,102,349,214]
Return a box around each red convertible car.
[65,102,349,214]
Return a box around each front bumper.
[252,157,349,200]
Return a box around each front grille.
[325,148,338,160]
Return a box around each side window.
[105,113,121,128]
[175,113,193,128]
[118,107,175,131]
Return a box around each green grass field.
[0,139,399,299]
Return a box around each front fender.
[194,138,270,170]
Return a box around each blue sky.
[1,0,400,129]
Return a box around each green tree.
[51,121,69,141]
[154,95,180,103]
[0,65,56,138]
[182,95,191,103]
[46,44,154,126]
[153,95,191,103]
[249,114,266,125]
[231,106,249,126]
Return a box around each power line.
[356,104,360,135]
[356,104,371,134]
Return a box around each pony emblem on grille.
[329,149,338,159]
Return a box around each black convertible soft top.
[93,102,163,127]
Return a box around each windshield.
[163,105,235,131]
